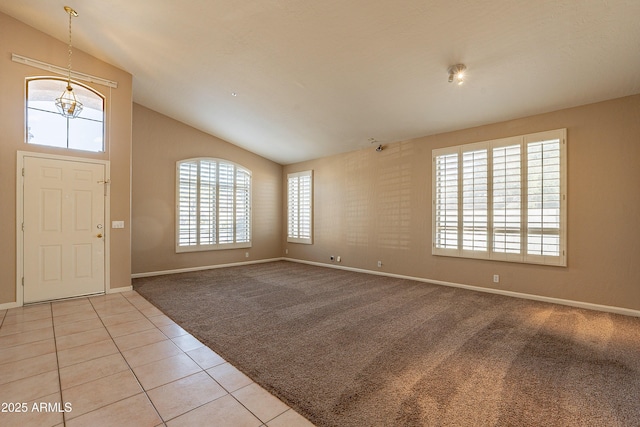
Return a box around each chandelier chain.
[55,6,83,119]
[66,9,73,86]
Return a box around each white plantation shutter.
[235,168,251,243]
[492,141,522,258]
[434,153,458,251]
[287,170,313,244]
[218,162,235,244]
[299,173,312,240]
[462,148,488,253]
[176,158,251,252]
[432,129,566,266]
[178,162,198,246]
[198,160,216,245]
[288,176,299,238]
[525,133,563,264]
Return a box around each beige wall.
[0,13,133,304]
[283,95,640,311]
[3,11,637,312]
[131,104,282,274]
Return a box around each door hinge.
[22,168,25,176]
[22,222,24,231]
[22,277,24,287]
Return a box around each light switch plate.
[112,220,125,229]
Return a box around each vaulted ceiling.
[2,0,639,164]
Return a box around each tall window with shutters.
[176,158,251,252]
[432,129,566,266]
[287,170,313,244]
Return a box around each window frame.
[287,170,313,244]
[25,76,106,153]
[432,129,567,266]
[175,157,252,253]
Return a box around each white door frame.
[16,151,111,306]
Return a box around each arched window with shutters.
[176,158,252,252]
[26,77,105,152]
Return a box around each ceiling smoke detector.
[447,64,467,85]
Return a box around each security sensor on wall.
[369,137,383,152]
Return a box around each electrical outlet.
[245,252,249,258]
[285,249,288,254]
[377,261,382,268]
[336,256,341,262]
[493,274,500,283]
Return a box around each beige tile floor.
[0,291,315,427]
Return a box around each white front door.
[23,156,106,303]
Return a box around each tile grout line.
[49,301,68,427]
[122,292,287,426]
[228,385,287,426]
[4,292,298,426]
[93,292,240,424]
[118,292,231,425]
[119,291,272,425]
[87,293,167,425]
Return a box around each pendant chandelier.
[55,6,83,119]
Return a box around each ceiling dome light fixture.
[55,6,83,119]
[447,63,467,85]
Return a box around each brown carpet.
[133,261,640,426]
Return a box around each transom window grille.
[287,170,313,244]
[176,158,251,252]
[26,77,105,152]
[432,129,566,266]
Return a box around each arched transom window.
[26,77,105,152]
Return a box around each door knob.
[97,233,103,238]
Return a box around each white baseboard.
[1,287,133,309]
[0,301,20,310]
[131,258,285,279]
[284,258,640,318]
[108,286,133,293]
